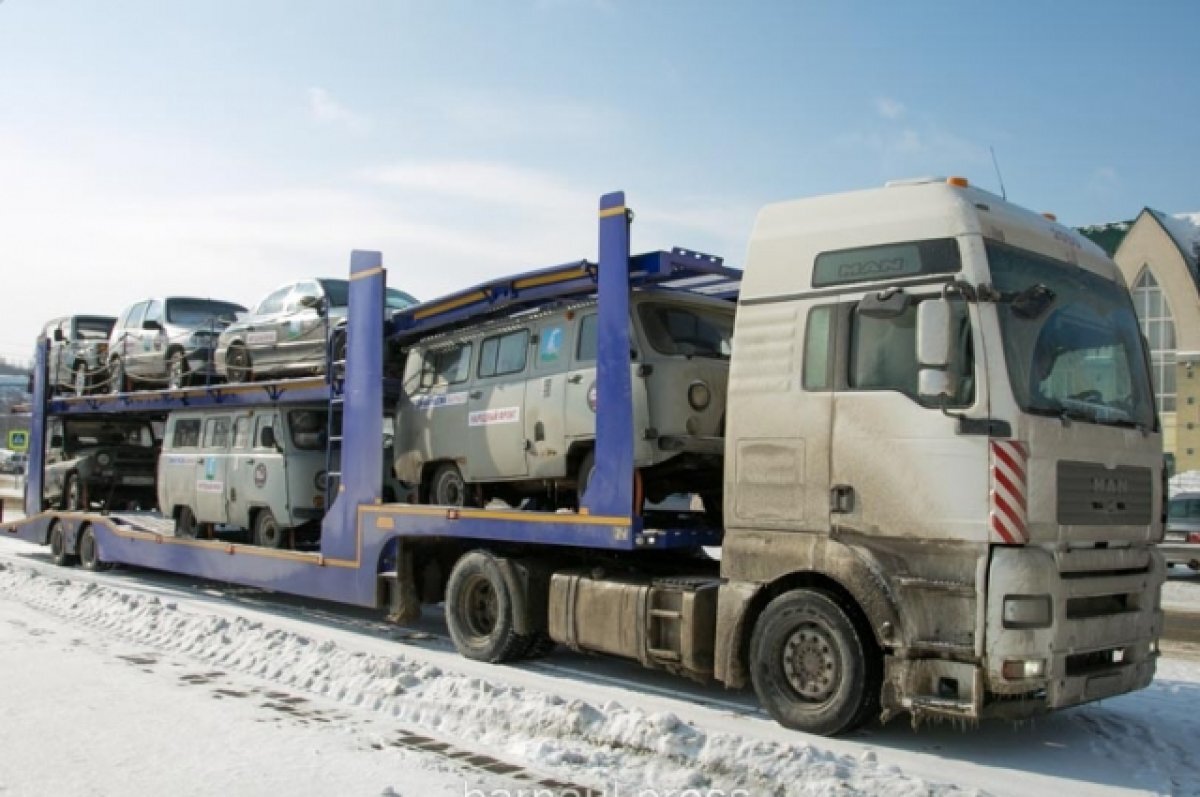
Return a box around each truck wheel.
[749,589,880,736]
[445,551,527,663]
[576,450,595,503]
[79,525,111,571]
[108,357,126,394]
[522,631,556,660]
[168,351,189,389]
[429,463,468,507]
[254,509,285,548]
[49,521,77,567]
[225,345,252,383]
[62,475,83,511]
[73,362,89,396]
[175,506,199,539]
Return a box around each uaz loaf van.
[394,288,734,511]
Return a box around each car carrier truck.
[1,179,1165,736]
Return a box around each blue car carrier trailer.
[2,183,1167,736]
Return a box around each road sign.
[7,430,28,452]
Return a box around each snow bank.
[0,560,973,797]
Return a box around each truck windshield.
[166,299,245,326]
[638,302,734,359]
[988,242,1155,430]
[65,421,155,449]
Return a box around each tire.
[175,506,199,539]
[748,589,881,736]
[522,631,557,660]
[253,509,285,548]
[225,345,252,383]
[73,362,89,396]
[330,328,347,376]
[429,463,468,507]
[49,521,77,567]
[444,551,527,663]
[168,350,189,390]
[576,450,595,504]
[62,474,84,512]
[108,357,126,394]
[79,525,111,571]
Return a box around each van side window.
[254,415,277,449]
[802,305,835,391]
[849,299,973,405]
[233,417,251,449]
[204,417,231,448]
[173,419,201,448]
[577,315,598,361]
[478,330,529,378]
[421,344,472,387]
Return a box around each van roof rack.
[389,248,740,343]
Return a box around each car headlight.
[314,471,328,491]
[97,452,112,467]
[687,380,711,411]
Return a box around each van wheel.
[444,551,528,663]
[62,475,83,511]
[225,345,252,383]
[429,463,468,507]
[749,589,880,736]
[79,525,111,571]
[175,506,199,539]
[49,521,76,567]
[168,351,189,389]
[576,450,595,505]
[254,509,285,548]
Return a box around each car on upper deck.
[38,315,116,395]
[214,278,417,382]
[107,297,247,392]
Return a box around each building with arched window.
[1081,210,1200,471]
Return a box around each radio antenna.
[990,146,1008,200]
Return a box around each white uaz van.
[158,406,329,547]
[394,289,733,510]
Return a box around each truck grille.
[1056,461,1152,526]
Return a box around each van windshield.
[288,410,328,450]
[638,302,734,359]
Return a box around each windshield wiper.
[1026,405,1091,425]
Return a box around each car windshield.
[989,242,1156,431]
[637,301,734,359]
[166,299,245,326]
[386,288,419,310]
[1169,497,1200,520]
[65,420,155,449]
[318,280,350,309]
[74,317,114,339]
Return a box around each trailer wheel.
[749,589,879,736]
[175,506,199,539]
[445,551,527,663]
[429,463,468,507]
[79,525,111,572]
[254,509,285,548]
[62,475,83,512]
[49,521,76,567]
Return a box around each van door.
[564,313,598,440]
[195,415,233,523]
[467,328,530,480]
[525,318,571,479]
[224,413,255,528]
[159,416,202,518]
[243,411,283,523]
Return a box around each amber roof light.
[946,176,970,188]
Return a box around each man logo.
[1091,476,1129,496]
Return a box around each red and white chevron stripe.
[990,440,1029,544]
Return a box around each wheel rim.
[80,530,95,567]
[458,574,498,642]
[50,524,63,557]
[228,348,249,381]
[436,470,465,506]
[781,621,841,702]
[257,515,280,546]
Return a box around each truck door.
[195,414,232,523]
[467,328,530,480]
[829,291,987,542]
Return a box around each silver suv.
[38,315,115,395]
[108,297,246,392]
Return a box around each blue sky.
[1,0,1198,363]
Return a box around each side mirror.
[917,298,957,401]
[142,319,162,331]
[260,426,278,450]
[53,329,65,342]
[299,295,327,317]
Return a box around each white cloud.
[875,97,906,120]
[307,87,370,134]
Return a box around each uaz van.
[394,289,733,511]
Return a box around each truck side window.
[172,419,201,448]
[233,417,251,449]
[803,306,835,391]
[421,344,472,387]
[849,299,973,405]
[577,315,598,362]
[478,330,529,378]
[204,417,231,448]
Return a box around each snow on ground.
[1164,564,1200,613]
[2,533,1200,796]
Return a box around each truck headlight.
[314,471,327,491]
[1001,658,1046,680]
[97,453,112,467]
[688,380,711,411]
[1002,595,1052,629]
